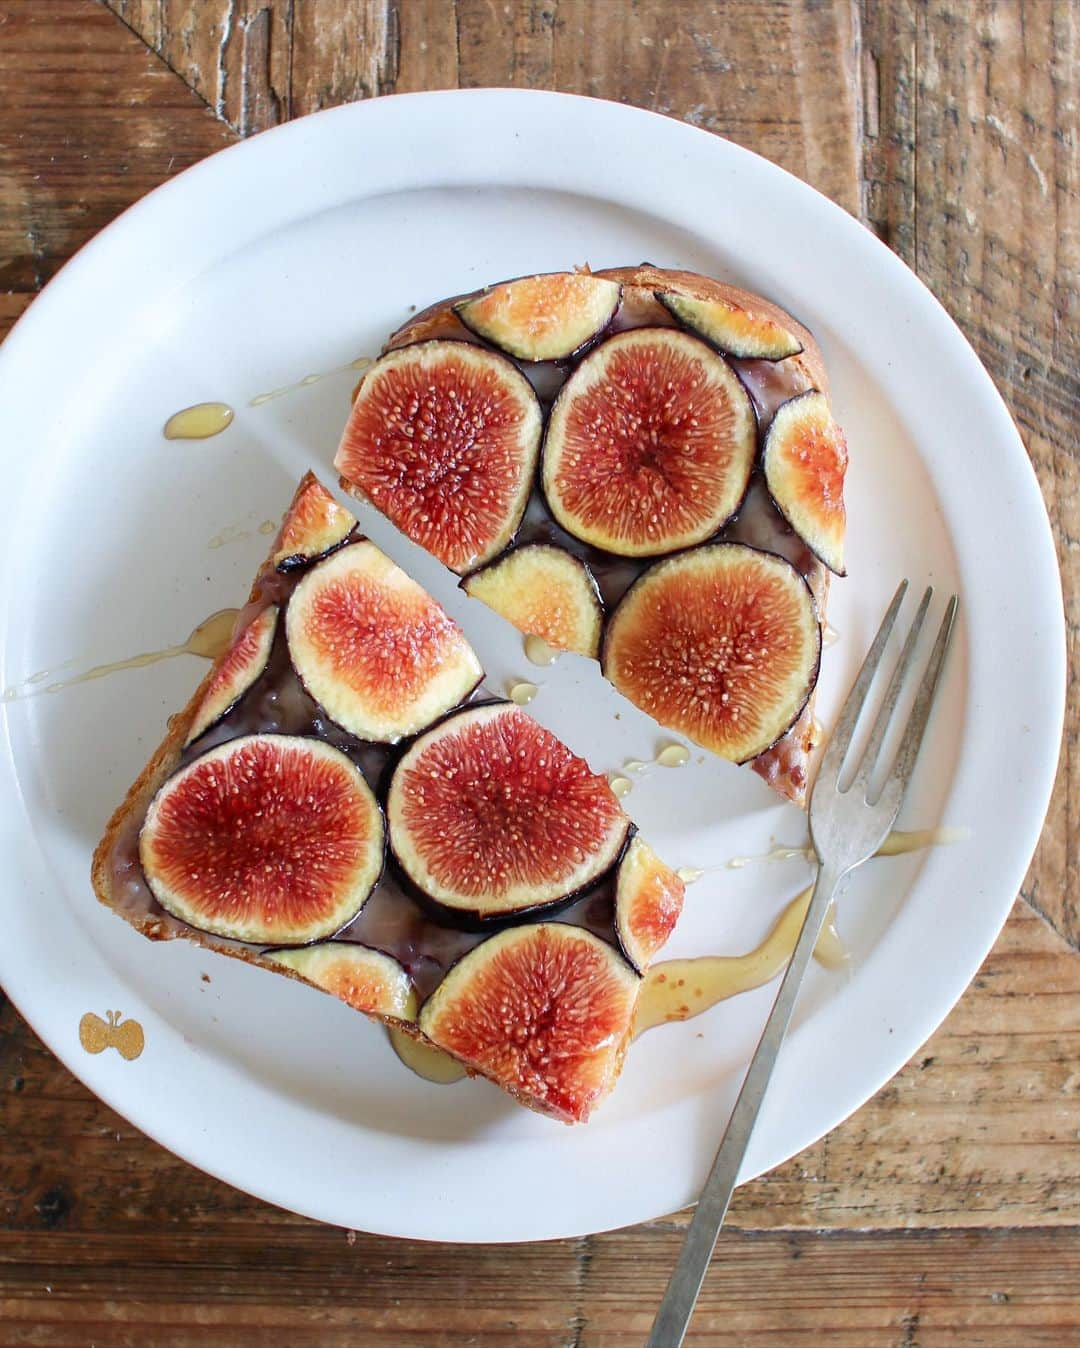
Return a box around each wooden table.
[1,2,1076,1342]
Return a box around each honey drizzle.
[249,356,372,407]
[524,634,558,666]
[634,886,841,1036]
[508,681,539,706]
[209,520,276,550]
[2,609,239,702]
[640,825,968,1036]
[163,402,234,440]
[656,742,690,768]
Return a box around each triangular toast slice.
[92,474,684,1124]
[335,265,848,805]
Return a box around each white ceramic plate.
[0,91,1063,1242]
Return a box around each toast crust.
[88,474,397,1002]
[384,263,829,396]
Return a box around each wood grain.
[0,0,233,294]
[1,0,1078,1342]
[865,0,1078,950]
[106,0,864,211]
[1,1222,1077,1345]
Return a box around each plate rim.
[0,88,1065,1242]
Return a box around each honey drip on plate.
[608,774,633,799]
[642,825,968,1035]
[209,520,276,550]
[387,1025,467,1084]
[524,634,558,666]
[656,742,690,768]
[249,356,372,407]
[634,887,844,1038]
[508,681,538,706]
[823,622,839,647]
[163,402,234,440]
[2,609,239,702]
[700,825,967,878]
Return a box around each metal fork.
[646,580,959,1348]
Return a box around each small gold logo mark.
[79,1010,144,1061]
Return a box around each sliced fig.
[418,923,640,1123]
[762,390,848,575]
[140,735,384,945]
[657,291,804,361]
[287,541,482,743]
[185,606,277,746]
[542,328,756,557]
[387,702,630,920]
[334,340,542,573]
[454,272,621,361]
[602,543,820,763]
[274,476,356,570]
[265,943,416,1021]
[461,544,603,658]
[614,835,686,972]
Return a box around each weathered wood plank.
[579,1226,1080,1348]
[2,903,1076,1240]
[107,0,397,131]
[107,0,864,210]
[0,0,233,294]
[0,1224,1077,1345]
[0,10,1075,1333]
[865,0,1078,949]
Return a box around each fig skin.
[656,290,804,361]
[601,542,822,765]
[139,734,386,946]
[185,604,278,746]
[334,339,543,574]
[460,543,604,659]
[286,540,484,744]
[264,941,416,1022]
[454,272,622,362]
[541,327,757,558]
[614,834,686,972]
[762,389,848,576]
[386,701,631,922]
[273,476,357,571]
[418,921,641,1123]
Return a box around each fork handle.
[645,860,848,1348]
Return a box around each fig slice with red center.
[418,923,640,1123]
[265,943,416,1021]
[185,605,277,746]
[657,291,804,361]
[461,543,603,658]
[614,835,686,972]
[542,328,756,557]
[274,476,356,571]
[454,272,621,362]
[140,734,384,945]
[387,702,630,921]
[287,541,483,743]
[602,543,820,763]
[762,390,848,576]
[334,340,542,573]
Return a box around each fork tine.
[850,586,933,797]
[873,596,959,811]
[815,579,909,791]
